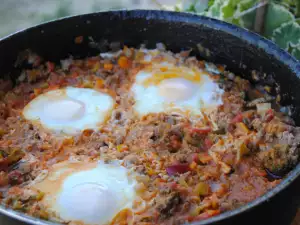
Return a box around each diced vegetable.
[236,142,250,163]
[191,127,211,135]
[219,162,232,174]
[189,161,197,170]
[39,82,49,89]
[231,113,243,123]
[118,56,130,69]
[194,182,210,196]
[189,204,207,217]
[27,70,40,82]
[95,79,104,89]
[33,88,42,96]
[265,122,288,134]
[242,110,255,119]
[7,148,25,165]
[204,138,213,150]
[264,86,272,93]
[91,62,101,73]
[12,200,23,210]
[135,51,145,61]
[35,192,45,201]
[256,103,271,115]
[190,153,199,163]
[0,128,7,137]
[104,63,113,70]
[210,194,219,209]
[166,164,190,176]
[199,153,212,164]
[74,36,83,44]
[179,176,189,188]
[146,167,156,176]
[62,137,74,146]
[40,143,52,151]
[0,171,8,187]
[193,210,220,222]
[123,46,134,58]
[236,122,250,134]
[46,61,55,72]
[29,93,35,100]
[82,80,94,88]
[264,109,274,122]
[38,210,49,220]
[117,144,129,152]
[86,58,98,68]
[82,129,94,137]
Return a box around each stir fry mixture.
[0,44,299,225]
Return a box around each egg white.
[131,65,224,117]
[23,87,114,134]
[32,161,137,225]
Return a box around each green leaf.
[221,0,240,20]
[186,3,197,13]
[206,0,257,27]
[220,0,257,27]
[208,0,215,8]
[291,44,300,59]
[264,2,294,38]
[205,0,224,18]
[271,21,300,50]
[235,0,258,29]
[175,6,181,12]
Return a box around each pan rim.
[0,9,299,225]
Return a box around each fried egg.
[23,87,114,134]
[32,161,137,225]
[131,63,224,116]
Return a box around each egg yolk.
[142,65,201,87]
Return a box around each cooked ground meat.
[0,45,298,225]
[157,192,182,219]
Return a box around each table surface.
[0,209,299,225]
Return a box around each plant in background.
[159,0,300,59]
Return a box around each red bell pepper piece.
[191,127,211,135]
[46,61,55,73]
[231,113,243,123]
[204,138,213,150]
[265,109,274,122]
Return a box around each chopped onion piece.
[256,103,271,115]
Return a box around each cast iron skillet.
[0,10,299,225]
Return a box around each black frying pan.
[0,10,299,225]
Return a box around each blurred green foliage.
[182,0,300,60]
